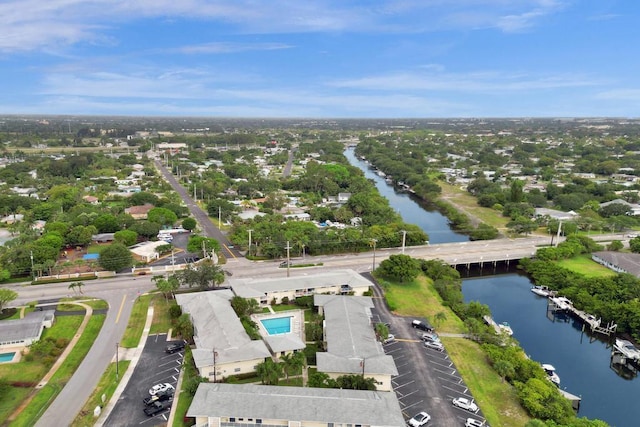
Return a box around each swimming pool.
[0,352,15,363]
[260,316,292,335]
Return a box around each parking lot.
[370,302,488,426]
[105,334,184,427]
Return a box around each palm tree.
[256,358,283,385]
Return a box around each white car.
[421,332,440,343]
[408,411,431,426]
[149,383,175,396]
[383,334,395,344]
[452,397,478,412]
[424,340,444,351]
[465,418,488,427]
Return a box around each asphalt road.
[104,334,184,427]
[366,273,487,426]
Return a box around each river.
[345,148,636,427]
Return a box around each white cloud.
[172,42,293,55]
[328,68,602,93]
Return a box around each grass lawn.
[70,360,130,427]
[120,294,151,348]
[444,338,529,427]
[271,304,301,312]
[378,274,531,426]
[438,182,510,230]
[556,254,617,278]
[10,314,106,427]
[149,293,175,334]
[378,275,465,334]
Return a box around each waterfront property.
[187,383,406,427]
[229,269,372,306]
[175,290,271,381]
[592,251,640,277]
[314,294,398,391]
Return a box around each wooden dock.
[547,297,617,336]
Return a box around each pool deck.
[251,309,306,356]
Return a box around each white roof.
[175,291,270,368]
[187,383,405,426]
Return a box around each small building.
[229,269,372,306]
[0,214,24,224]
[0,310,55,352]
[534,208,579,221]
[175,290,271,381]
[314,295,398,392]
[129,241,167,263]
[91,233,115,243]
[187,383,406,427]
[125,203,154,220]
[82,195,99,204]
[592,251,640,277]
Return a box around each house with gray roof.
[187,383,405,427]
[229,269,372,306]
[0,310,55,352]
[592,251,640,277]
[175,290,271,381]
[314,295,398,391]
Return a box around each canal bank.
[345,147,636,426]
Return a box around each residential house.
[0,310,55,354]
[129,241,166,263]
[125,203,154,220]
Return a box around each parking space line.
[392,371,413,380]
[401,399,423,412]
[393,380,415,390]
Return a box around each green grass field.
[556,254,617,278]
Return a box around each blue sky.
[0,0,637,118]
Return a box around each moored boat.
[531,285,551,297]
[499,322,514,336]
[542,363,560,386]
[614,338,640,361]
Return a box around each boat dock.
[559,389,582,411]
[482,315,513,336]
[547,297,617,336]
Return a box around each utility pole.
[555,220,562,248]
[116,342,119,380]
[218,206,222,228]
[371,239,378,271]
[193,184,197,201]
[248,229,253,256]
[30,250,35,280]
[401,230,407,254]
[213,350,218,383]
[286,241,291,278]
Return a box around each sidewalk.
[95,305,155,427]
[7,301,93,423]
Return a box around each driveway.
[364,273,487,426]
[104,334,184,427]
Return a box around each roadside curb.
[94,305,155,427]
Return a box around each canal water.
[345,148,636,426]
[344,148,468,244]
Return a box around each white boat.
[499,322,514,336]
[549,296,573,311]
[614,339,640,361]
[542,364,560,386]
[531,285,551,297]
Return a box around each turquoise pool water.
[260,316,291,335]
[0,352,15,363]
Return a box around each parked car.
[143,390,174,406]
[383,334,395,344]
[452,397,478,412]
[149,383,175,396]
[465,418,488,427]
[143,400,170,416]
[279,261,292,268]
[424,340,444,351]
[411,319,435,332]
[408,411,431,426]
[421,332,440,343]
[165,341,186,354]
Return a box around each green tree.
[630,236,640,253]
[377,254,421,282]
[335,374,377,390]
[175,313,194,341]
[307,371,336,388]
[148,207,178,227]
[181,217,197,231]
[187,236,221,258]
[0,288,18,312]
[114,229,138,246]
[93,213,122,233]
[506,216,537,236]
[173,260,225,290]
[256,358,283,385]
[68,281,85,295]
[98,243,133,272]
[607,240,623,251]
[153,276,180,301]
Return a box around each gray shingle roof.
[187,383,405,426]
[229,269,372,299]
[315,295,398,376]
[175,290,270,367]
[592,251,640,277]
[0,311,50,343]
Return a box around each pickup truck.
[144,400,170,416]
[143,390,173,406]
